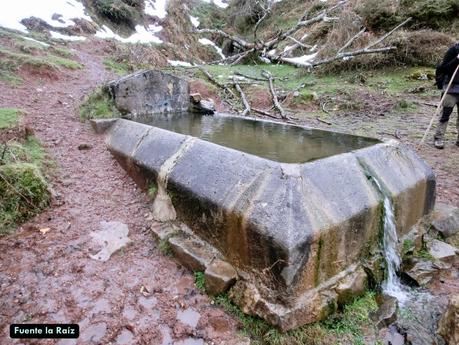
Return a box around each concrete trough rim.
[120,112,385,166]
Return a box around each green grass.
[103,58,130,76]
[0,108,23,129]
[191,64,432,101]
[147,182,158,200]
[0,47,82,85]
[190,2,226,30]
[0,135,53,235]
[415,248,435,261]
[1,137,47,167]
[50,47,73,58]
[158,238,172,256]
[211,291,379,345]
[79,87,121,121]
[194,271,206,292]
[0,163,51,235]
[402,239,414,256]
[0,28,80,78]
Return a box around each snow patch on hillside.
[21,36,50,47]
[50,31,87,41]
[189,15,200,28]
[199,38,225,59]
[145,0,168,19]
[168,60,192,67]
[0,0,91,32]
[283,53,317,66]
[96,25,163,44]
[201,0,229,9]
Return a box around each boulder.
[404,261,438,286]
[428,239,457,263]
[438,294,459,344]
[431,203,459,238]
[403,260,451,286]
[108,70,189,116]
[370,295,398,329]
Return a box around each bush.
[93,0,136,28]
[358,0,459,31]
[390,30,455,67]
[79,86,121,121]
[121,0,143,8]
[228,0,267,33]
[401,0,459,30]
[0,163,51,234]
[357,0,400,31]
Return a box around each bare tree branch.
[254,0,273,42]
[234,71,268,82]
[252,107,280,119]
[230,49,255,65]
[337,28,366,54]
[262,70,287,119]
[280,18,410,68]
[233,76,251,116]
[312,46,396,67]
[197,29,252,49]
[366,17,411,50]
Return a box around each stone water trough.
[102,70,436,331]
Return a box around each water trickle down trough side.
[358,160,407,303]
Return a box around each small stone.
[205,259,238,296]
[168,235,213,272]
[428,239,457,263]
[370,295,398,329]
[437,294,459,344]
[190,93,202,104]
[335,267,367,306]
[404,261,439,286]
[189,98,216,115]
[78,143,93,151]
[431,203,459,238]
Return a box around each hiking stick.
[419,64,459,147]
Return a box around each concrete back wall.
[108,70,189,115]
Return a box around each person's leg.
[456,99,459,146]
[434,94,457,149]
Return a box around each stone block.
[90,118,118,134]
[205,259,237,296]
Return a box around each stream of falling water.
[372,177,407,303]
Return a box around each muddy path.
[0,47,238,345]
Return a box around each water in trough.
[133,113,380,163]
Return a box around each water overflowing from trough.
[132,113,380,163]
[371,177,407,303]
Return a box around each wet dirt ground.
[0,46,239,345]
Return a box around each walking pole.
[419,64,459,147]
